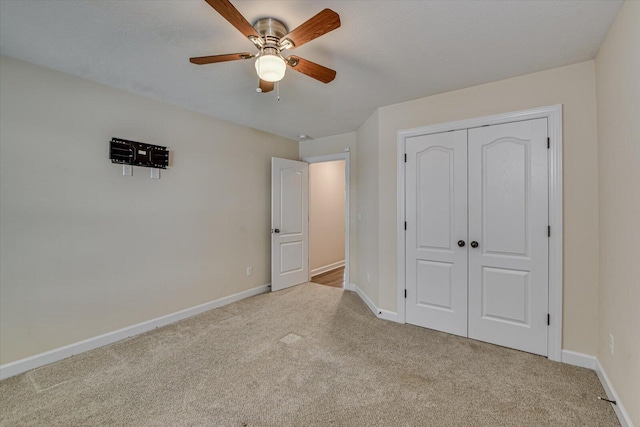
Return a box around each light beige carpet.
[0,283,618,426]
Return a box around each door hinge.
[404,221,407,230]
[404,289,407,298]
[548,226,551,237]
[547,313,550,325]
[547,137,550,149]
[404,153,407,162]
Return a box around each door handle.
[273,228,280,234]
[457,240,466,247]
[470,241,479,248]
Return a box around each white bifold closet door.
[405,118,549,356]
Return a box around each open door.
[271,158,309,291]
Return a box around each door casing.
[397,105,563,362]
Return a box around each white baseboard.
[345,283,356,292]
[561,350,597,370]
[378,310,400,322]
[311,260,345,277]
[560,350,634,427]
[352,283,379,316]
[0,284,270,381]
[349,283,401,323]
[595,358,634,427]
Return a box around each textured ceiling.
[0,0,623,141]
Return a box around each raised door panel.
[280,241,304,274]
[481,267,529,325]
[482,139,529,256]
[416,260,454,311]
[280,169,303,236]
[417,147,453,251]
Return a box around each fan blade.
[190,53,253,65]
[282,9,340,49]
[287,56,336,83]
[259,79,274,93]
[204,0,260,39]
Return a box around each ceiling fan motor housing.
[252,17,293,56]
[253,17,288,41]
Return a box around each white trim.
[596,359,635,427]
[303,153,350,289]
[352,284,379,316]
[350,283,400,323]
[310,260,345,277]
[345,282,356,292]
[561,350,596,370]
[397,105,563,362]
[397,135,407,325]
[378,310,400,322]
[560,352,634,427]
[546,106,564,363]
[0,284,270,380]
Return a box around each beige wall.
[358,61,600,355]
[355,112,380,303]
[0,56,298,364]
[309,160,345,272]
[299,132,357,284]
[595,1,640,424]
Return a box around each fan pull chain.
[277,81,280,101]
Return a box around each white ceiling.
[0,0,622,141]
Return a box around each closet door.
[467,119,549,356]
[405,130,468,337]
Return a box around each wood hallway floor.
[311,266,344,288]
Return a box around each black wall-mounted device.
[110,138,169,169]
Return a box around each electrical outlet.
[246,267,253,276]
[609,333,614,356]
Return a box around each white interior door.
[271,158,309,291]
[405,130,468,337]
[467,119,549,356]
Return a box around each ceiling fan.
[190,0,340,93]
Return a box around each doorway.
[304,154,350,289]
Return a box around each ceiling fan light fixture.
[255,53,286,82]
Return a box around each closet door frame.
[397,105,563,362]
